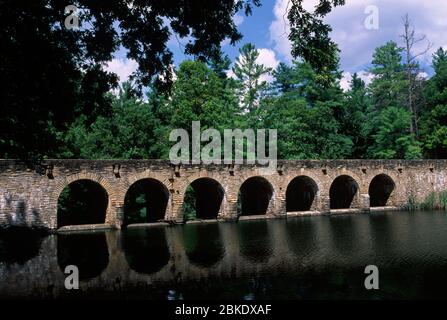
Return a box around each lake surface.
[1,210,447,299]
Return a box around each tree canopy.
[1,1,445,161]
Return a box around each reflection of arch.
[238,176,274,216]
[285,218,317,258]
[286,176,319,212]
[57,179,108,228]
[122,228,170,275]
[57,232,109,280]
[238,220,273,263]
[330,175,359,209]
[183,224,225,268]
[124,178,169,225]
[183,178,224,220]
[369,174,395,207]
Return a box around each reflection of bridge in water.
[0,212,439,298]
[0,159,446,230]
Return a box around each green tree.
[368,41,407,112]
[343,73,370,158]
[233,43,271,112]
[260,95,352,159]
[362,42,423,160]
[367,106,421,159]
[61,83,165,159]
[420,48,447,158]
[167,60,239,131]
[0,0,260,159]
[288,0,346,86]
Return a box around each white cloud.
[340,72,352,91]
[105,58,138,83]
[340,70,374,91]
[256,48,279,83]
[269,0,292,62]
[221,38,231,47]
[233,14,244,26]
[226,69,236,79]
[417,72,428,80]
[229,48,279,83]
[256,48,280,70]
[269,0,447,73]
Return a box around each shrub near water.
[420,191,447,210]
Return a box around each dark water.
[2,210,447,299]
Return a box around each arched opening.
[286,176,318,212]
[57,179,108,228]
[238,176,274,216]
[57,232,109,280]
[369,174,395,207]
[183,223,225,268]
[329,175,359,209]
[124,178,169,225]
[122,227,170,275]
[182,178,224,221]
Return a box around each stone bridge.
[0,159,446,230]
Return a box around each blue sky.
[107,0,447,90]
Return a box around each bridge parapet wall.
[0,159,445,230]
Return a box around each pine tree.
[233,43,271,112]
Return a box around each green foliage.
[420,48,447,158]
[366,106,422,159]
[260,95,352,159]
[0,0,260,159]
[167,60,240,131]
[406,193,418,211]
[2,4,446,164]
[183,186,197,221]
[343,74,370,158]
[368,41,407,111]
[287,0,346,87]
[233,43,271,112]
[420,191,447,210]
[60,83,166,159]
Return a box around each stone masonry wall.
[0,159,446,230]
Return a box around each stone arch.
[123,178,170,225]
[178,171,228,220]
[286,175,319,212]
[282,171,323,197]
[329,175,360,209]
[238,176,275,216]
[123,170,173,220]
[368,174,396,207]
[182,177,225,220]
[52,173,116,229]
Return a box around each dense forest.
[1,1,446,161]
[23,42,447,161]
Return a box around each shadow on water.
[57,232,109,281]
[183,223,225,268]
[238,220,273,263]
[328,215,357,254]
[0,227,46,265]
[4,211,447,299]
[122,227,170,275]
[285,217,318,259]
